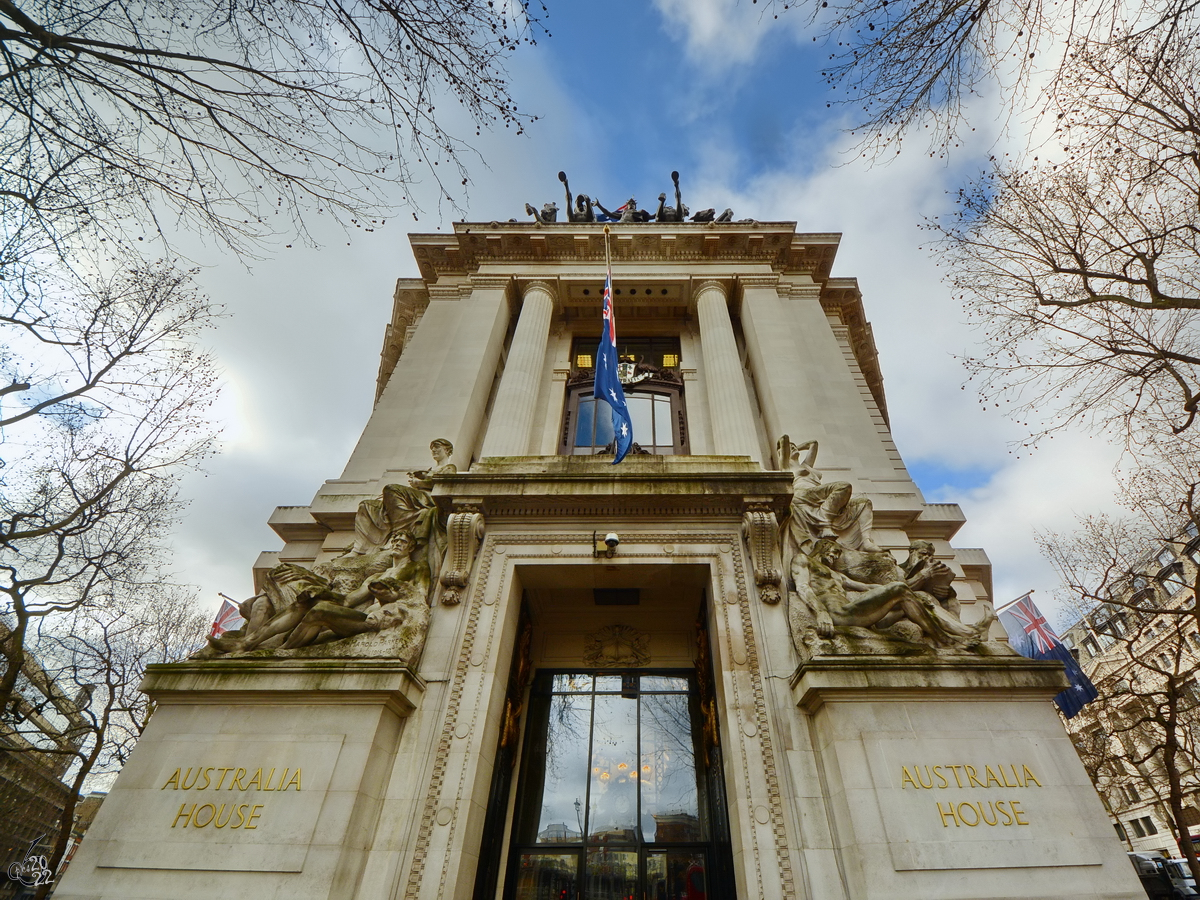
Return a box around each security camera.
[592,531,621,558]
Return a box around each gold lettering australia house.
[58,215,1143,900]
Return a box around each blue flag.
[999,594,1099,719]
[595,268,633,464]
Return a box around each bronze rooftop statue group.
[523,170,753,225]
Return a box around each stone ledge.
[431,456,793,521]
[141,659,425,716]
[791,655,1068,713]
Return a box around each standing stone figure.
[345,438,453,594]
[779,435,880,561]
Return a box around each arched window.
[562,382,688,456]
[562,335,688,456]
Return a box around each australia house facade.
[59,211,1142,900]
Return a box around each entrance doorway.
[504,670,732,900]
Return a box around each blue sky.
[164,0,1124,630]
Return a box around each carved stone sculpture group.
[203,430,1001,665]
[199,439,479,662]
[770,436,999,660]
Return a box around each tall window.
[506,671,732,900]
[564,386,687,456]
[563,336,688,456]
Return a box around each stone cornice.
[791,657,1067,713]
[407,223,841,283]
[820,276,888,425]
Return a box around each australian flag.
[999,593,1098,719]
[595,267,633,464]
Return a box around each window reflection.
[512,673,714,900]
[640,693,701,842]
[647,850,707,900]
[535,693,590,842]
[588,695,638,841]
[572,393,678,455]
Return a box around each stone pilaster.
[695,280,762,461]
[480,280,556,457]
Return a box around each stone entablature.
[409,223,839,281]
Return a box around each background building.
[0,623,90,897]
[1062,526,1200,857]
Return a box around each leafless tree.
[925,23,1200,453]
[0,0,545,260]
[1042,474,1200,876]
[0,261,219,717]
[6,590,208,898]
[1061,596,1200,877]
[763,0,1194,151]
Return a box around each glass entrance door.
[506,671,730,900]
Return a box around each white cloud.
[652,0,805,67]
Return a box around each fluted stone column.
[695,280,762,461]
[481,280,556,457]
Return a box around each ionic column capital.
[521,279,557,299]
[694,279,728,299]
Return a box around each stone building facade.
[1062,528,1200,858]
[59,217,1142,900]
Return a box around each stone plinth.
[55,659,424,900]
[792,656,1142,900]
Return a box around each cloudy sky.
[166,0,1125,630]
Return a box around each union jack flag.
[210,598,245,638]
[999,592,1098,718]
[1006,595,1060,654]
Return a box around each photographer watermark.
[6,835,53,888]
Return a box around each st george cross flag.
[210,598,245,638]
[999,593,1098,718]
[594,267,634,464]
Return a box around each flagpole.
[993,589,1035,616]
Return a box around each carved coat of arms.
[583,624,650,667]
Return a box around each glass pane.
[654,395,673,446]
[514,853,578,900]
[574,398,596,447]
[594,398,614,446]
[628,395,654,447]
[585,849,638,900]
[647,850,707,900]
[536,692,591,842]
[594,675,624,693]
[640,692,702,842]
[640,675,688,692]
[588,694,639,842]
[551,673,593,694]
